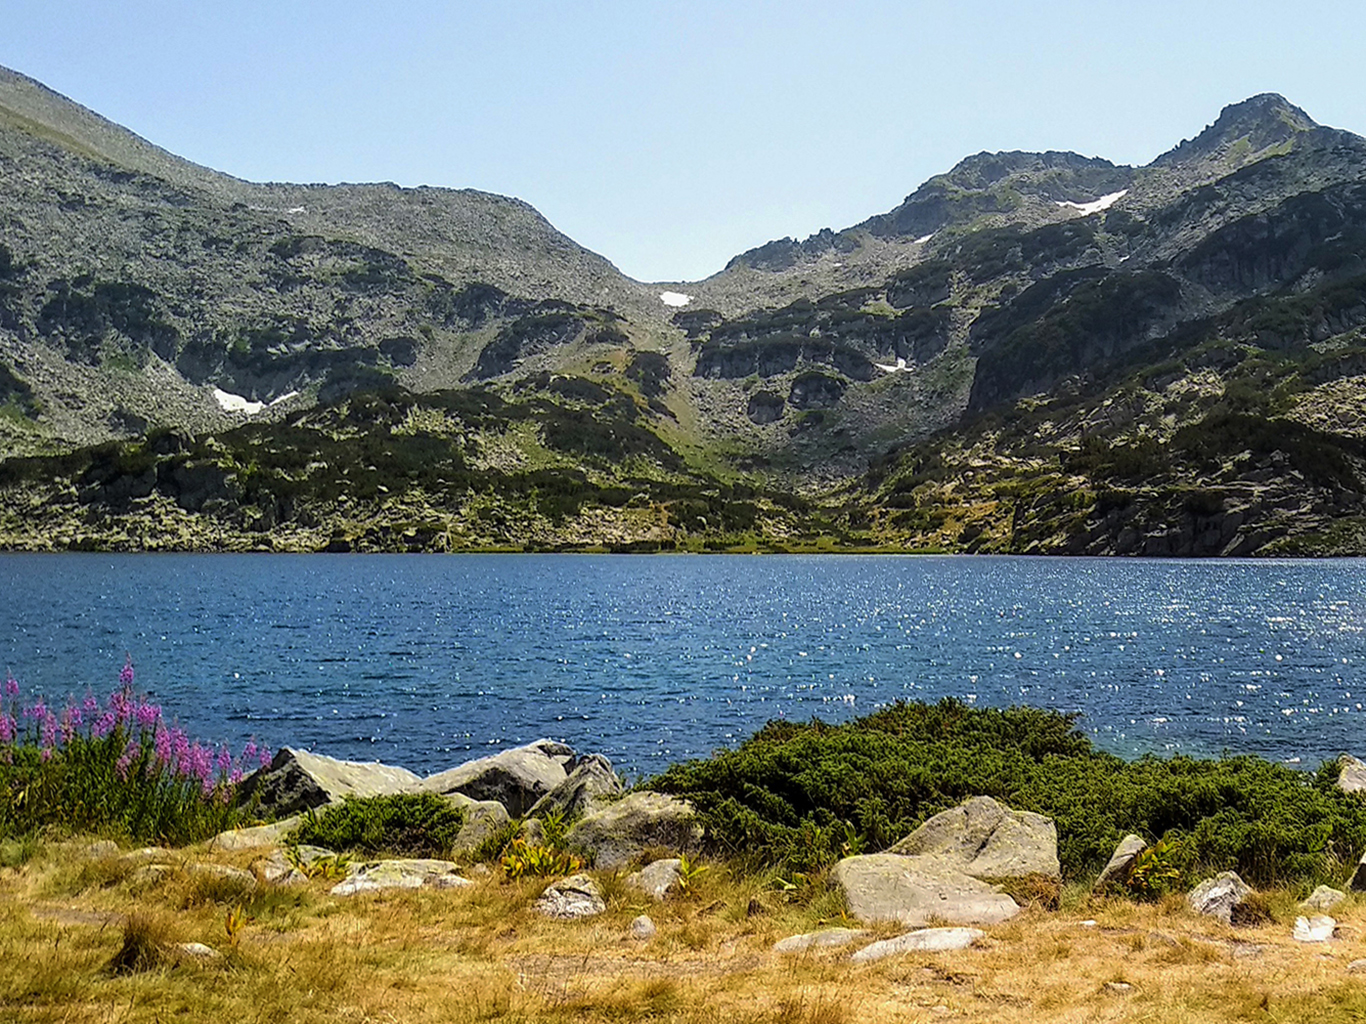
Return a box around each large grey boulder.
[416,740,574,817]
[1093,834,1147,893]
[565,791,702,870]
[526,754,623,820]
[535,873,606,920]
[850,927,984,962]
[237,748,420,818]
[1188,871,1254,924]
[833,854,1020,927]
[1338,754,1366,794]
[888,796,1060,881]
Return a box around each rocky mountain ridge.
[3,67,1366,555]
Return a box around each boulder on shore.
[237,748,420,818]
[887,795,1060,881]
[526,754,623,820]
[1337,754,1366,794]
[566,791,702,869]
[416,740,574,817]
[832,853,1020,927]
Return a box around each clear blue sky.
[4,1,1363,282]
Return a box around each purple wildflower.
[81,691,99,718]
[0,712,13,743]
[115,738,138,779]
[216,743,232,776]
[258,745,273,768]
[4,672,17,698]
[134,700,160,731]
[242,740,257,764]
[120,655,134,689]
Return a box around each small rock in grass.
[207,817,300,852]
[251,851,306,886]
[1293,915,1336,943]
[626,859,681,901]
[188,863,256,886]
[535,874,605,920]
[629,914,656,940]
[1104,982,1133,995]
[1347,959,1366,973]
[1093,834,1146,892]
[774,927,867,953]
[850,927,984,963]
[176,942,223,961]
[1188,871,1254,924]
[84,839,120,858]
[1301,885,1347,911]
[330,858,467,896]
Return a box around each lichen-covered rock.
[566,791,702,870]
[629,914,657,939]
[850,927,984,962]
[187,863,256,887]
[443,793,512,854]
[1301,885,1347,911]
[887,796,1060,881]
[208,817,301,852]
[417,740,574,817]
[626,858,681,900]
[251,850,307,886]
[237,748,420,818]
[526,754,623,820]
[1188,871,1254,923]
[331,858,470,896]
[832,854,1020,927]
[1093,834,1147,892]
[535,873,605,920]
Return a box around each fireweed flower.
[120,656,134,689]
[4,672,17,698]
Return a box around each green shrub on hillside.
[649,699,1366,886]
[288,793,465,858]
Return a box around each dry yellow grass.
[2,839,1366,1023]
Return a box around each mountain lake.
[1,553,1363,776]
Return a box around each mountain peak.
[1153,93,1318,168]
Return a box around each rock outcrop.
[1338,754,1366,794]
[237,748,420,818]
[565,791,702,870]
[416,740,574,817]
[832,854,1020,927]
[887,796,1060,881]
[525,754,623,820]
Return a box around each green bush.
[648,699,1366,886]
[288,793,466,858]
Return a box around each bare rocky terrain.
[3,66,1366,555]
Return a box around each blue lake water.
[1,553,1363,776]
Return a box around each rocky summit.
[3,70,1366,555]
